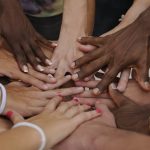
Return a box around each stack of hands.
[0,0,150,149]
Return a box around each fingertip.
[65,75,72,80]
[72,74,79,81]
[109,83,117,96]
[144,82,150,90]
[22,65,29,73]
[71,62,76,69]
[6,111,13,119]
[51,42,58,47]
[45,59,53,66]
[37,65,44,72]
[93,88,101,95]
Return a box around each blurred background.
[20,0,133,40]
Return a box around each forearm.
[0,127,40,150]
[94,126,150,150]
[103,0,150,36]
[58,0,95,42]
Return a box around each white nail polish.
[111,83,117,89]
[72,74,79,81]
[45,59,53,66]
[52,43,58,47]
[37,65,44,72]
[145,82,150,89]
[22,65,28,73]
[65,75,71,79]
[93,88,100,95]
[48,74,53,78]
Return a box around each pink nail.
[6,111,13,118]
[96,109,102,113]
[73,97,79,102]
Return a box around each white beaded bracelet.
[0,83,7,114]
[13,122,46,150]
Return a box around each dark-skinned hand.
[0,0,56,73]
[72,7,150,95]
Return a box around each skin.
[54,85,150,150]
[3,80,84,117]
[72,7,150,95]
[0,47,57,90]
[50,0,95,79]
[0,0,56,72]
[78,0,150,93]
[0,97,101,150]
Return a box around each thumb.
[6,110,24,124]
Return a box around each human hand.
[72,8,150,95]
[0,48,57,90]
[50,39,83,79]
[109,83,150,135]
[4,81,84,117]
[9,97,101,149]
[0,0,56,72]
[54,101,116,150]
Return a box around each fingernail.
[49,69,55,74]
[78,37,82,40]
[73,97,79,102]
[111,83,117,89]
[64,72,72,76]
[48,74,53,78]
[22,65,28,73]
[65,75,71,79]
[45,59,53,66]
[71,62,76,68]
[43,84,49,90]
[145,82,150,89]
[96,109,102,113]
[52,42,58,47]
[6,111,13,118]
[77,87,84,91]
[72,74,79,81]
[93,88,100,95]
[37,65,44,72]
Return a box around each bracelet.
[0,83,7,114]
[13,122,46,150]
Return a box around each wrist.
[11,126,41,150]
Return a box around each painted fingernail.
[72,74,79,81]
[6,111,13,118]
[96,109,102,113]
[51,42,58,47]
[145,82,150,89]
[65,75,71,79]
[45,59,53,66]
[93,88,100,95]
[71,62,76,68]
[22,65,28,73]
[73,97,79,102]
[111,83,117,89]
[37,65,44,72]
[77,87,84,92]
[48,74,53,78]
[65,72,72,76]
